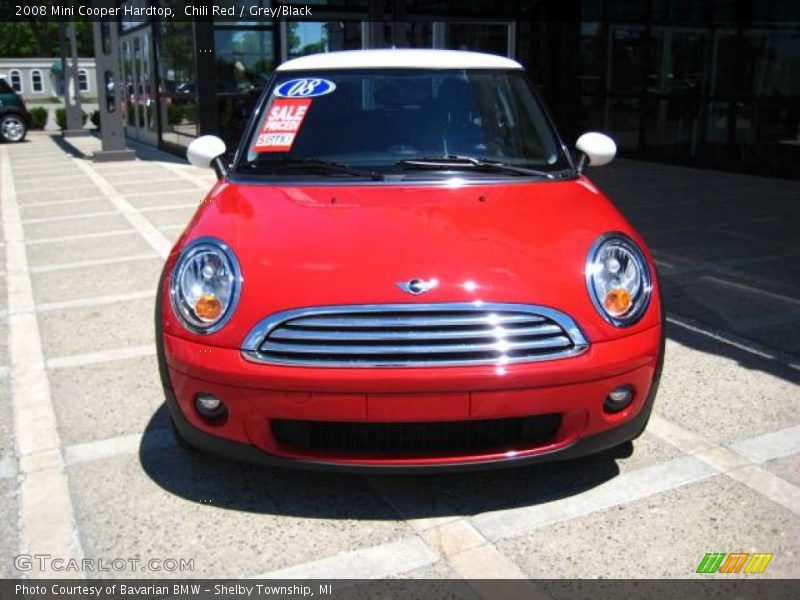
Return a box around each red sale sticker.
[252,98,312,152]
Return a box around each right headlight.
[170,237,241,334]
[585,233,652,326]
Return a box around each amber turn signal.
[603,287,632,316]
[195,293,223,321]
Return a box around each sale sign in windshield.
[253,98,312,153]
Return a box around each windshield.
[238,68,572,180]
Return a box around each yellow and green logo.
[696,552,773,574]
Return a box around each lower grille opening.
[271,414,562,457]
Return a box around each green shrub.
[55,107,88,130]
[167,103,182,125]
[182,104,197,121]
[28,107,48,129]
[89,110,101,129]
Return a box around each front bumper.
[157,308,664,473]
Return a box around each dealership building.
[117,0,799,177]
[0,57,97,101]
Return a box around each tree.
[0,21,93,58]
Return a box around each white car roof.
[277,49,523,72]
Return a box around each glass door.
[606,25,647,149]
[120,26,158,145]
[646,27,707,155]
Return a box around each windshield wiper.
[396,155,557,179]
[243,157,383,181]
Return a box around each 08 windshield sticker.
[274,78,336,98]
[252,98,312,153]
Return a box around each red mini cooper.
[156,49,663,472]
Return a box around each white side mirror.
[575,132,616,171]
[187,135,226,170]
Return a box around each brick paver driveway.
[1,133,798,581]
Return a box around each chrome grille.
[242,303,588,367]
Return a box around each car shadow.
[139,404,627,520]
[591,159,800,366]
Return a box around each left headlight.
[170,237,242,334]
[585,233,652,327]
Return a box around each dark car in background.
[0,78,30,143]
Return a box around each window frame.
[9,69,22,93]
[30,69,44,94]
[78,69,89,93]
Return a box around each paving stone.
[30,257,164,304]
[26,233,154,268]
[38,299,156,358]
[67,451,409,578]
[50,355,164,446]
[498,475,800,578]
[656,338,800,444]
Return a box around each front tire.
[0,113,27,143]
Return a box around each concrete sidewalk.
[0,132,798,581]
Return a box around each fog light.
[604,385,633,413]
[195,392,226,420]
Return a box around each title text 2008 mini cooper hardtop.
[157,49,663,472]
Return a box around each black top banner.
[1,0,799,24]
[3,0,323,23]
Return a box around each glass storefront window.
[607,0,645,21]
[112,3,797,179]
[120,26,158,146]
[443,23,510,56]
[285,21,363,60]
[214,24,275,149]
[404,22,434,48]
[215,27,275,93]
[577,95,606,134]
[158,19,197,148]
[609,26,646,94]
[747,29,800,97]
[664,30,705,95]
[644,97,702,153]
[706,101,753,144]
[643,28,706,155]
[713,28,800,98]
[607,97,640,149]
[578,21,603,94]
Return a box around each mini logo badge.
[397,278,438,295]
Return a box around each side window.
[78,69,89,93]
[9,69,22,93]
[30,69,43,93]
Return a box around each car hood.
[164,176,660,346]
